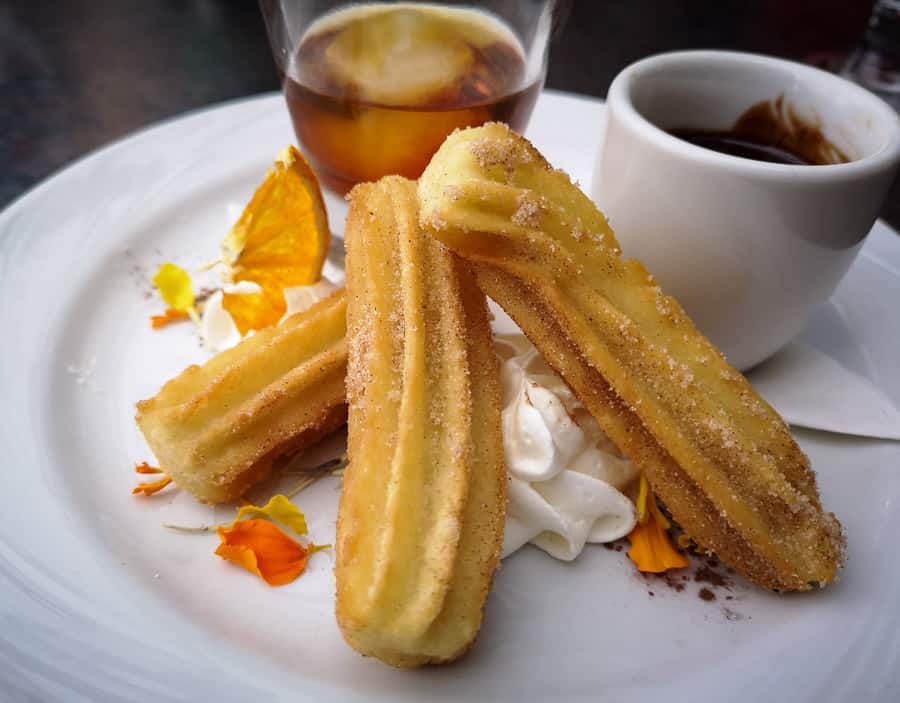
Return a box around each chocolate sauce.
[669,95,850,166]
[669,129,810,165]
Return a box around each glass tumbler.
[259,0,559,193]
[842,0,900,113]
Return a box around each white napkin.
[746,342,900,440]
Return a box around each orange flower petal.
[150,308,191,329]
[626,498,688,574]
[135,461,164,474]
[132,476,173,497]
[215,519,310,586]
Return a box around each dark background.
[2,0,897,228]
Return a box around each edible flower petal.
[152,262,199,322]
[626,475,688,573]
[132,462,174,496]
[234,494,309,536]
[634,471,651,525]
[135,461,164,474]
[132,476,173,497]
[215,519,313,586]
[150,308,190,329]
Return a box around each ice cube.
[323,7,475,105]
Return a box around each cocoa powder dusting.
[194,287,217,305]
[698,587,716,602]
[641,569,687,594]
[722,607,744,622]
[665,571,686,592]
[695,565,729,589]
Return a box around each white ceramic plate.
[2,91,899,702]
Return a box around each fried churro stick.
[136,290,347,504]
[336,176,505,667]
[418,123,844,591]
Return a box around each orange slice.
[222,146,330,335]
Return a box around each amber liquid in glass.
[282,4,541,193]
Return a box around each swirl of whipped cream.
[496,334,639,561]
[280,279,339,323]
[200,281,261,352]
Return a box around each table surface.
[2,0,897,230]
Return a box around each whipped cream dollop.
[201,278,339,352]
[496,334,639,561]
[281,279,339,323]
[200,281,261,352]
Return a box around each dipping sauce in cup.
[593,51,900,370]
[668,96,851,167]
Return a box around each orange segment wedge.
[222,146,330,335]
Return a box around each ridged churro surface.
[418,123,844,591]
[136,290,347,504]
[336,176,505,666]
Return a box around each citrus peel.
[221,146,330,335]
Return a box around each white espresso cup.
[592,50,900,371]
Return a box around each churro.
[136,290,347,504]
[335,176,505,666]
[418,123,844,591]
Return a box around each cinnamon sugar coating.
[419,123,844,591]
[136,290,348,504]
[336,176,506,666]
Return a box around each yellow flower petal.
[635,474,651,525]
[234,494,308,535]
[152,263,198,321]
